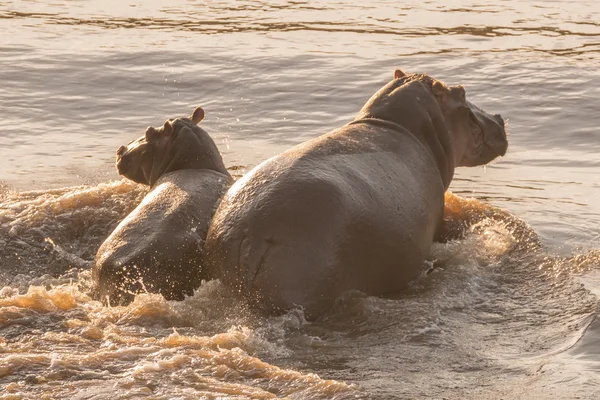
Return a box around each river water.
[1,1,600,398]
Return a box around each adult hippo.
[93,106,232,305]
[203,70,508,318]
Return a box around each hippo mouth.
[484,120,508,158]
[484,134,508,158]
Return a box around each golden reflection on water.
[0,280,358,399]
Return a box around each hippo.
[203,70,508,318]
[93,106,232,305]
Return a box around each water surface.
[1,1,600,398]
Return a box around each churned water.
[1,1,600,398]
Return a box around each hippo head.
[405,70,509,167]
[116,106,229,186]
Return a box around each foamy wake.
[1,185,600,399]
[0,274,360,399]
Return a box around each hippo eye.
[145,127,159,141]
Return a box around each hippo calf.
[203,69,508,318]
[93,106,232,305]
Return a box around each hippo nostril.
[494,114,505,126]
[117,145,126,156]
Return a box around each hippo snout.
[495,137,508,156]
[491,124,509,157]
[116,154,129,175]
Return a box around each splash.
[1,183,599,399]
[442,191,540,250]
[0,180,147,286]
[0,277,360,399]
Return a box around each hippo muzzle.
[115,138,152,185]
[468,101,509,159]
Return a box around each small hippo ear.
[394,69,407,79]
[162,120,174,136]
[432,80,448,97]
[191,106,205,125]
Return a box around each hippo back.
[94,169,232,305]
[202,70,508,318]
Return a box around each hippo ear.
[432,80,448,97]
[162,120,174,136]
[394,69,407,79]
[191,106,205,125]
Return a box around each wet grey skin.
[93,106,233,306]
[203,70,508,319]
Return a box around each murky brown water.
[1,1,600,398]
